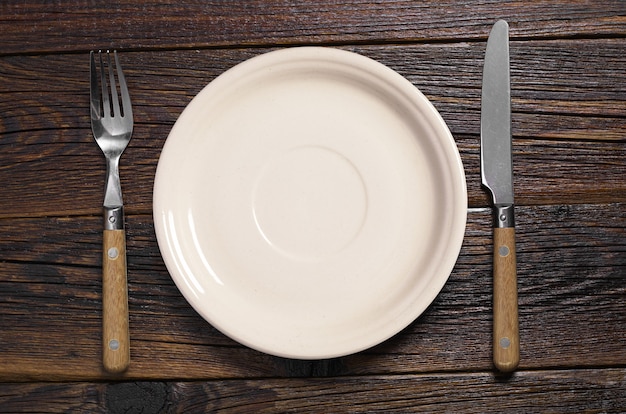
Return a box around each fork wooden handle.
[102,229,130,373]
[493,227,519,373]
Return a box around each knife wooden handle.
[493,226,519,373]
[102,229,130,373]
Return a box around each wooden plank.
[1,0,625,54]
[1,42,625,217]
[0,203,624,380]
[0,368,624,412]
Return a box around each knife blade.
[480,19,519,373]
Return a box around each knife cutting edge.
[480,20,519,373]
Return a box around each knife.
[480,20,519,373]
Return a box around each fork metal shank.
[104,156,123,196]
[104,206,124,231]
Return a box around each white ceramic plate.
[154,47,467,359]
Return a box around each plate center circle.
[253,145,367,260]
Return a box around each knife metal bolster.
[494,204,515,228]
[104,206,125,231]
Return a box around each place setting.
[93,21,517,371]
[4,2,625,410]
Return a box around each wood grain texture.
[492,227,519,373]
[102,229,130,374]
[1,42,625,217]
[0,368,624,413]
[1,2,625,409]
[1,0,625,54]
[0,203,624,381]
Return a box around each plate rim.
[153,46,467,359]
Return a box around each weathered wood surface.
[1,368,625,413]
[1,0,625,412]
[1,41,625,218]
[1,0,625,54]
[1,203,624,381]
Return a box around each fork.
[90,50,133,373]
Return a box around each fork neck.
[103,155,123,206]
[103,155,124,231]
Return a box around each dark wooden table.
[1,1,625,412]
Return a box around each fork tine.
[90,51,101,120]
[114,51,132,120]
[106,51,121,118]
[99,51,111,118]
